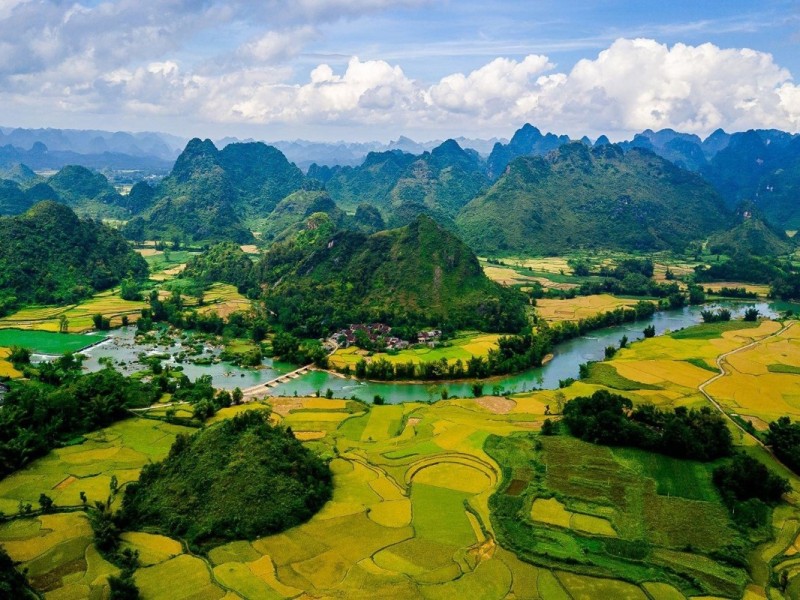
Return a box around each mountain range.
[0,122,798,256]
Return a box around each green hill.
[135,138,253,243]
[257,215,528,337]
[707,209,794,257]
[130,139,306,244]
[182,241,255,291]
[318,140,489,226]
[47,165,128,219]
[0,201,148,313]
[120,411,332,549]
[256,189,346,243]
[218,142,305,220]
[0,180,33,215]
[457,143,732,255]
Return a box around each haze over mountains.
[0,122,799,257]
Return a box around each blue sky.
[0,0,798,141]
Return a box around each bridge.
[241,364,314,399]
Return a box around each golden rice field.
[535,294,645,323]
[703,281,772,296]
[2,319,800,598]
[0,347,22,378]
[197,283,252,318]
[705,321,800,423]
[329,332,501,369]
[0,289,146,333]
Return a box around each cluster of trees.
[562,390,733,461]
[119,411,332,549]
[349,332,551,381]
[713,454,790,528]
[766,417,800,474]
[271,332,329,367]
[711,287,757,299]
[701,308,732,323]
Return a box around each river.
[79,300,797,403]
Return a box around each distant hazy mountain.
[486,123,571,179]
[456,142,732,255]
[0,127,184,160]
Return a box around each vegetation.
[0,201,148,315]
[181,242,256,294]
[712,453,790,528]
[457,143,731,254]
[257,215,529,337]
[561,390,733,461]
[120,411,332,549]
[0,362,160,478]
[766,416,800,475]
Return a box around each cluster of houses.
[327,324,442,350]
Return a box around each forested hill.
[126,138,305,243]
[308,139,489,227]
[256,215,528,337]
[455,143,732,255]
[0,201,148,314]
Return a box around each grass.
[0,329,106,354]
[670,320,761,340]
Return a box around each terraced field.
[0,289,146,333]
[2,318,800,599]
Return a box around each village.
[326,323,442,351]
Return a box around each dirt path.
[698,320,794,453]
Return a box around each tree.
[232,387,243,405]
[325,388,334,399]
[472,383,484,397]
[38,493,54,513]
[59,314,69,333]
[108,574,140,600]
[373,395,385,405]
[8,346,30,364]
[744,308,759,322]
[619,335,628,349]
[80,491,87,508]
[541,419,556,435]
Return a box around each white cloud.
[0,0,798,141]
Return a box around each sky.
[1,0,799,142]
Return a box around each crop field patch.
[0,329,106,354]
[120,532,183,566]
[535,295,643,323]
[134,554,223,600]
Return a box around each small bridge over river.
[241,364,314,399]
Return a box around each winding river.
[79,300,798,404]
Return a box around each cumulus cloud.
[0,0,798,139]
[184,39,800,137]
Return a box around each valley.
[2,124,800,600]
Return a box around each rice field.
[0,289,146,333]
[535,294,644,323]
[3,317,800,598]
